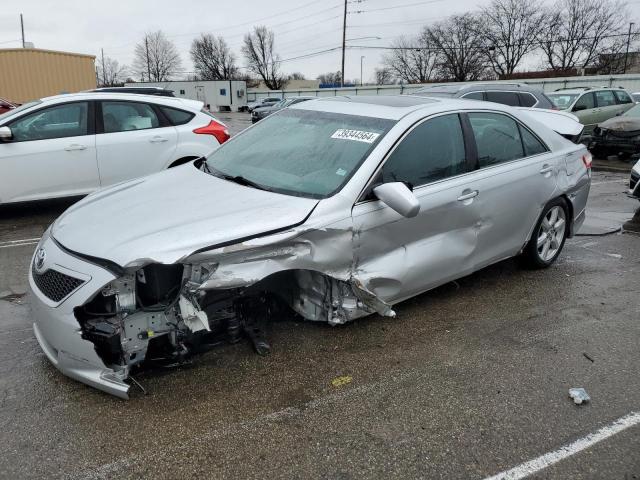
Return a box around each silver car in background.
[29,96,591,398]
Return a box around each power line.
[350,0,446,14]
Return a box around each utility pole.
[20,14,25,48]
[624,22,635,74]
[101,48,106,86]
[340,0,347,87]
[360,55,365,85]
[145,36,151,82]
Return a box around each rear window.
[547,93,579,109]
[160,106,195,125]
[518,93,537,107]
[614,90,633,104]
[485,91,520,106]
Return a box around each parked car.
[629,159,640,199]
[546,87,635,136]
[90,87,175,97]
[242,97,282,113]
[589,104,640,157]
[251,96,316,123]
[411,83,556,109]
[0,97,16,115]
[0,92,229,205]
[28,95,590,398]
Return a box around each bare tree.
[374,67,395,85]
[190,34,238,80]
[97,56,128,87]
[382,33,440,83]
[480,0,550,76]
[540,0,628,71]
[428,14,489,81]
[133,31,182,82]
[288,72,306,80]
[317,71,342,84]
[242,26,287,90]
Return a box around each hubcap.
[536,206,566,262]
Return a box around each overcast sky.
[0,0,502,83]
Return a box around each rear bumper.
[29,235,130,399]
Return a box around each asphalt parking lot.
[0,117,639,478]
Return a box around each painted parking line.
[0,238,40,249]
[483,411,640,480]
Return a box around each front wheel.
[522,198,569,268]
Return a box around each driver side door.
[0,101,99,204]
[351,113,481,305]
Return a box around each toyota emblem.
[35,248,46,272]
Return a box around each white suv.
[0,92,229,205]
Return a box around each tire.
[522,198,570,269]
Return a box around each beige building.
[0,48,96,103]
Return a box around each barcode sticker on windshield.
[331,129,380,143]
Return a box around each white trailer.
[125,80,247,112]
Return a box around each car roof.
[413,83,540,94]
[32,92,203,110]
[292,94,495,120]
[550,87,625,94]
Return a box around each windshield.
[0,100,41,124]
[624,104,640,117]
[547,93,579,109]
[205,109,394,198]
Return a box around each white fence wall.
[247,74,640,101]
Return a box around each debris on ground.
[331,376,353,388]
[583,352,595,363]
[569,387,591,405]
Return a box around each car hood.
[598,116,640,132]
[51,164,318,267]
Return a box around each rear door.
[613,90,635,115]
[95,100,178,186]
[0,101,98,203]
[463,111,559,267]
[485,91,520,107]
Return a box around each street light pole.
[360,56,365,85]
[340,0,347,87]
[624,22,635,74]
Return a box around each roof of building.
[0,48,95,59]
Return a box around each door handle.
[149,136,168,143]
[64,144,87,151]
[457,190,479,202]
[539,165,554,175]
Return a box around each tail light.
[582,152,592,169]
[193,120,230,144]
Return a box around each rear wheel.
[523,198,569,268]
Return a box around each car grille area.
[32,264,84,302]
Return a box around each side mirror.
[573,105,587,112]
[0,126,12,141]
[373,182,420,218]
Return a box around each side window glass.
[595,91,616,107]
[381,114,466,188]
[160,106,195,126]
[102,101,160,133]
[468,112,524,167]
[485,91,520,106]
[462,91,484,100]
[8,102,89,142]
[573,93,595,110]
[519,126,547,156]
[613,90,632,104]
[518,93,537,107]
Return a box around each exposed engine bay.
[74,263,389,383]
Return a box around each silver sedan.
[29,96,591,398]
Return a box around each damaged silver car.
[29,96,591,398]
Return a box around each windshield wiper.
[208,166,273,192]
